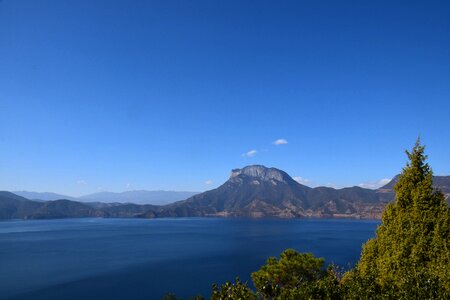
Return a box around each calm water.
[0,218,379,300]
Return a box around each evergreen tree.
[251,249,342,299]
[344,139,450,299]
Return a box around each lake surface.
[0,218,379,300]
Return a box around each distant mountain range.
[2,165,449,220]
[13,190,199,205]
[12,191,77,201]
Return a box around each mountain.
[13,191,76,201]
[157,165,312,218]
[0,191,41,219]
[29,200,105,219]
[77,190,199,205]
[0,191,157,219]
[156,165,384,218]
[0,192,102,219]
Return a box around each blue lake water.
[0,218,379,299]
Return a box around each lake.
[0,218,379,299]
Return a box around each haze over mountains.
[2,165,449,220]
[12,191,77,201]
[13,190,199,205]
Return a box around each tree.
[344,139,450,299]
[251,249,342,299]
[211,278,256,300]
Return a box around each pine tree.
[344,139,450,299]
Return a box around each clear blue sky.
[1,0,449,196]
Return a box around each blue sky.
[1,0,449,196]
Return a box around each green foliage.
[211,278,256,300]
[251,249,324,296]
[251,249,343,299]
[345,139,450,299]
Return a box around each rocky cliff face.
[230,165,291,184]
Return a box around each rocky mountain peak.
[230,165,287,183]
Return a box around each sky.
[1,0,450,196]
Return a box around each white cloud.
[242,149,257,157]
[273,139,288,145]
[204,179,213,185]
[126,183,131,189]
[77,180,87,185]
[293,176,310,186]
[358,178,391,189]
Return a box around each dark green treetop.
[251,249,342,299]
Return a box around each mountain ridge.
[13,190,200,205]
[2,165,449,220]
